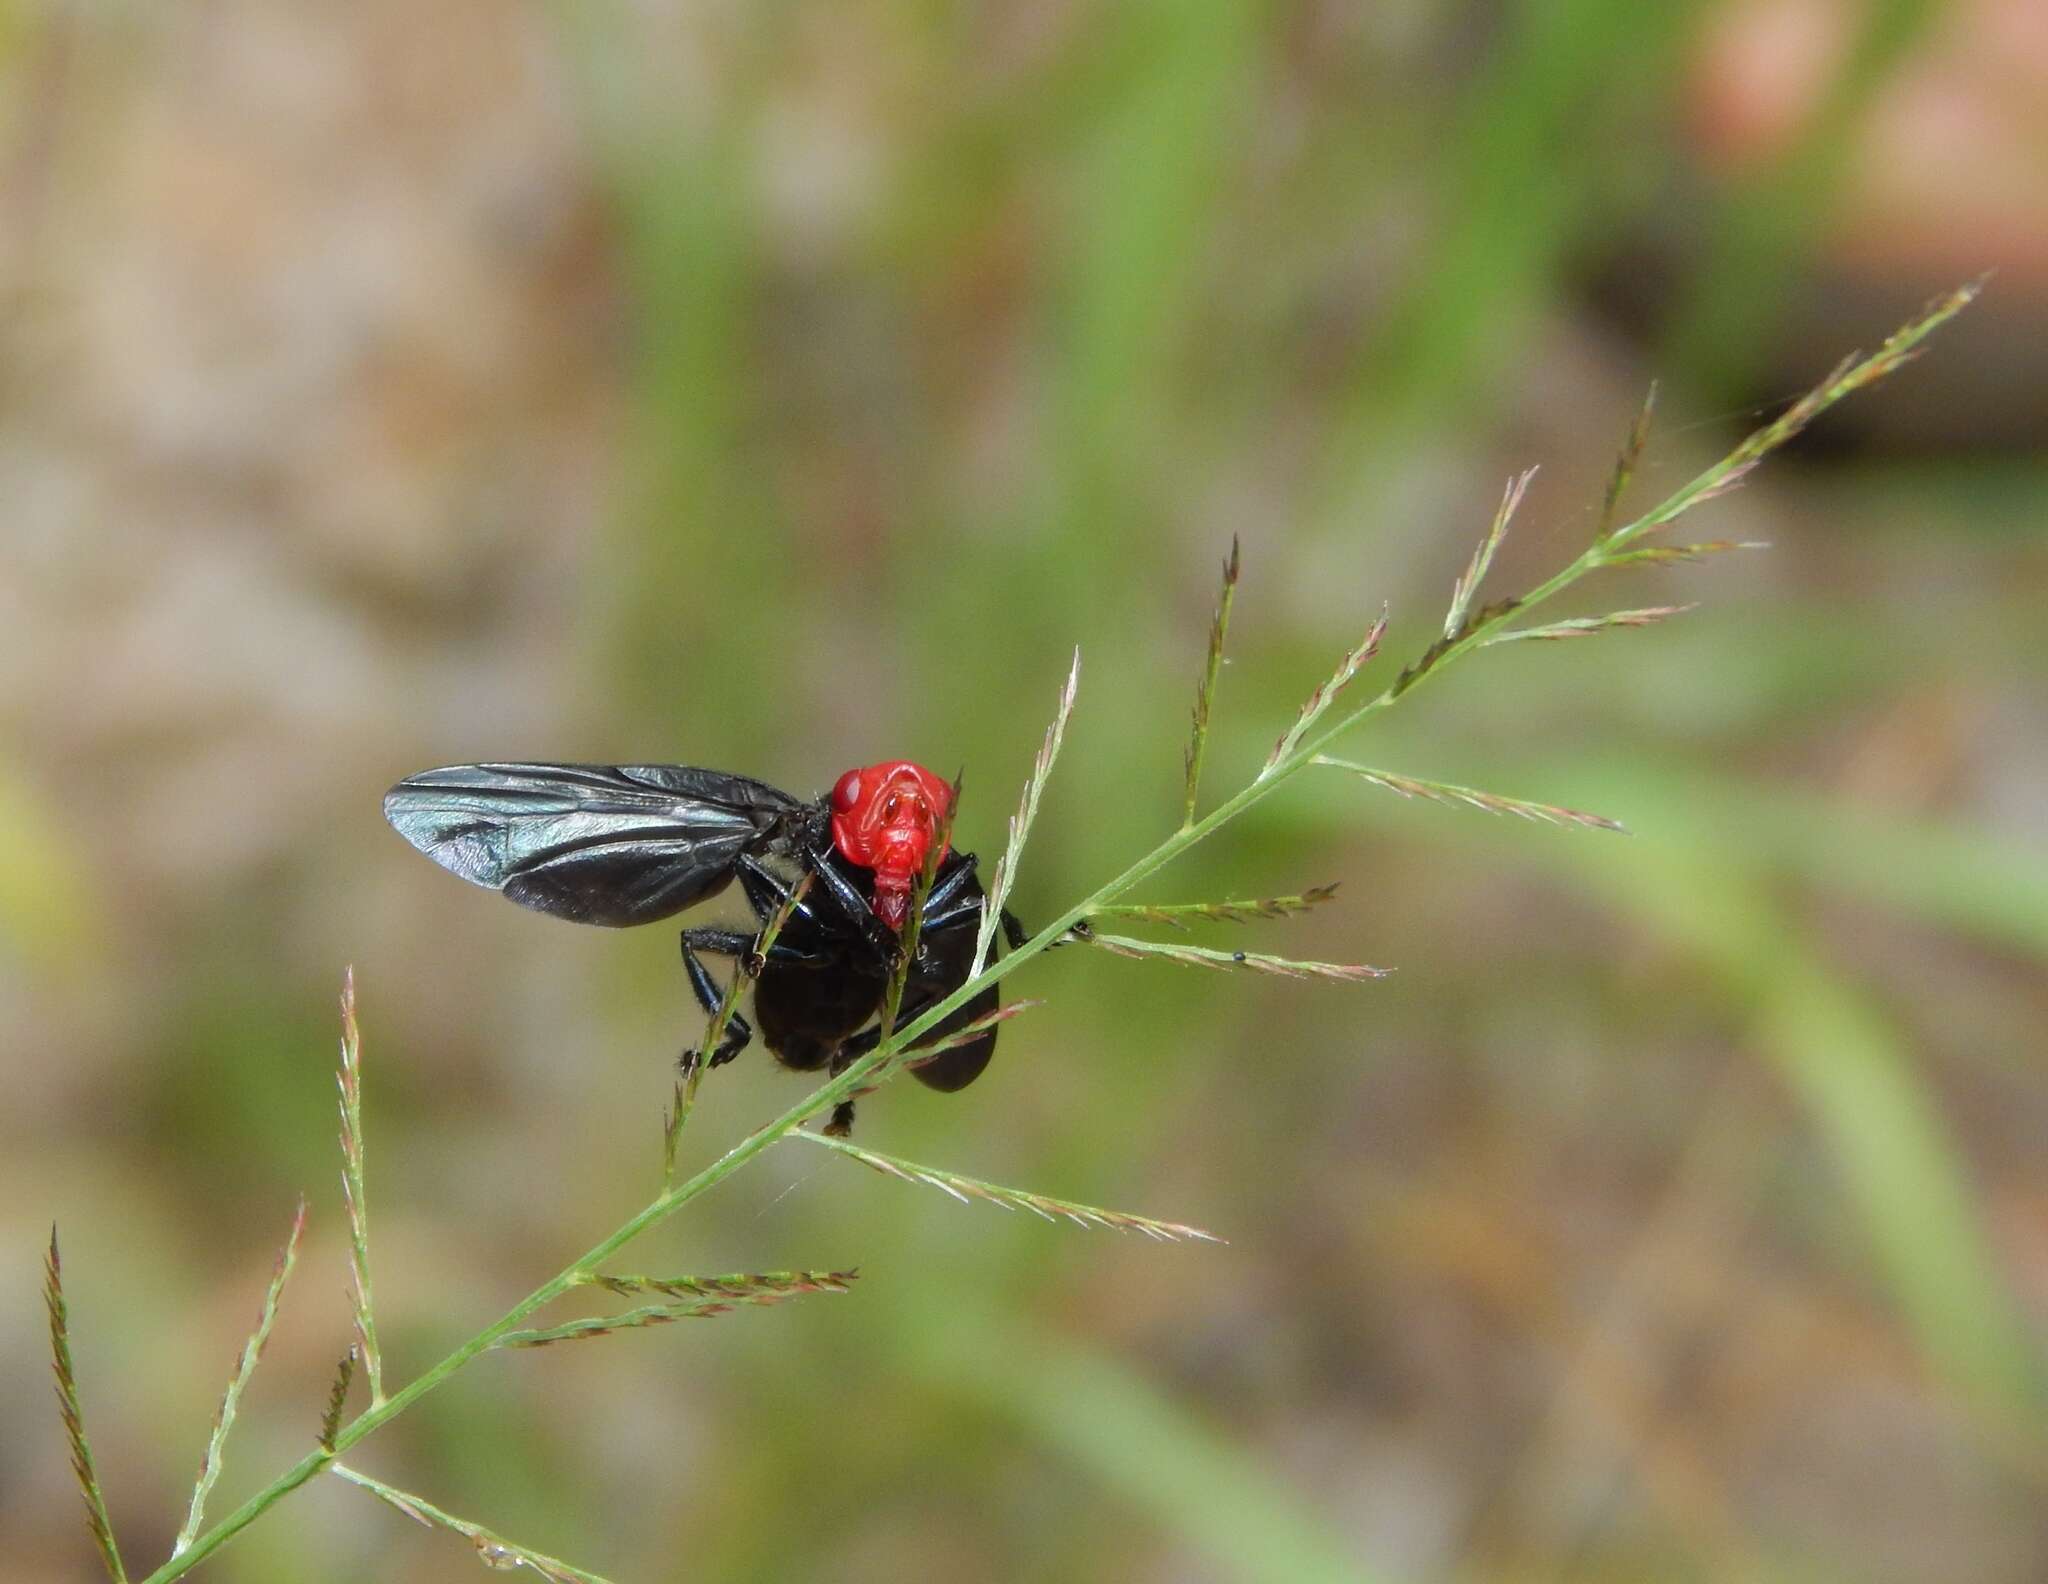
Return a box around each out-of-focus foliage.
[2,3,2044,1581]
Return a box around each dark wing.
[383,763,811,927]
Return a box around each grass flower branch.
[1603,538,1768,567]
[45,1230,126,1584]
[974,649,1080,977]
[1594,382,1657,543]
[1085,885,1341,928]
[172,1199,306,1556]
[793,1132,1224,1243]
[1313,762,1625,833]
[331,1463,618,1584]
[1262,605,1387,777]
[496,1269,858,1346]
[1446,467,1537,638]
[576,1268,859,1301]
[316,1348,356,1452]
[336,968,382,1406]
[1182,535,1240,827]
[494,1276,856,1348]
[1484,603,1696,644]
[1079,932,1390,982]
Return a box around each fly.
[381,760,1026,1133]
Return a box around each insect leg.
[682,927,759,966]
[919,892,1025,948]
[918,853,1031,948]
[797,852,901,962]
[922,851,980,910]
[725,859,835,962]
[737,850,894,960]
[679,929,756,1069]
[734,854,799,918]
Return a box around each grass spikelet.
[1077,931,1390,982]
[1389,596,1521,701]
[797,1133,1224,1243]
[1685,458,1760,507]
[318,1347,357,1453]
[1446,468,1538,639]
[331,1463,617,1584]
[1603,539,1768,567]
[974,650,1080,976]
[494,1307,717,1346]
[1087,884,1340,930]
[44,1228,127,1583]
[660,1077,688,1186]
[1181,536,1240,828]
[173,1198,308,1556]
[577,1269,858,1302]
[1594,383,1656,543]
[336,967,383,1406]
[1262,606,1388,777]
[494,1269,854,1349]
[1483,604,1695,644]
[1313,759,1625,832]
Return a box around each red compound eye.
[831,769,864,812]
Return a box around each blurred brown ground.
[2,3,2045,1582]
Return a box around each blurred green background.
[3,2,2045,1580]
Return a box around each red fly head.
[829,761,952,929]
